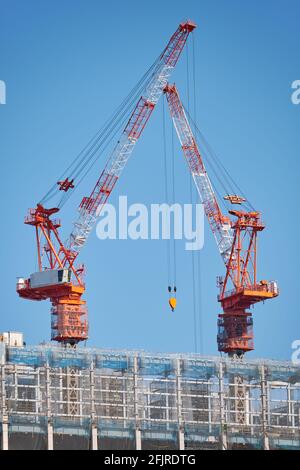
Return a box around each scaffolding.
[0,343,299,450]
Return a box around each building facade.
[0,343,299,450]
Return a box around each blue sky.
[0,0,299,360]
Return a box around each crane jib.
[67,21,196,255]
[18,21,198,346]
[164,84,234,262]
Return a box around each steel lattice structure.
[17,21,278,356]
[164,84,279,356]
[0,344,299,450]
[17,21,196,345]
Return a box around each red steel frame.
[164,84,279,357]
[17,21,196,345]
[18,23,279,355]
[18,205,87,344]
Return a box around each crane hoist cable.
[17,20,198,347]
[189,170,198,353]
[181,37,240,210]
[69,57,162,180]
[181,118,233,213]
[183,106,255,213]
[171,123,177,289]
[186,38,199,353]
[192,32,203,355]
[162,98,171,285]
[164,82,279,357]
[40,53,163,208]
[58,108,131,209]
[198,130,255,211]
[49,55,161,192]
[163,98,177,312]
[58,55,168,210]
[42,59,161,207]
[169,111,178,312]
[179,37,253,214]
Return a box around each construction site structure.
[0,339,299,450]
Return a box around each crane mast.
[164,84,279,357]
[17,21,196,345]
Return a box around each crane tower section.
[17,21,196,345]
[17,205,87,344]
[164,84,279,357]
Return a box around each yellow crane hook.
[168,286,177,312]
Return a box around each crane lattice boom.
[67,21,196,257]
[17,21,196,345]
[17,23,278,356]
[164,84,234,263]
[164,84,279,357]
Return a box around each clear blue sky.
[0,0,299,360]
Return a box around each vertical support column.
[287,383,295,428]
[260,364,269,450]
[123,376,126,422]
[46,363,54,451]
[13,365,17,401]
[208,389,212,434]
[166,381,170,428]
[175,358,185,450]
[231,374,247,425]
[91,425,98,451]
[79,370,83,418]
[219,361,227,450]
[36,368,39,415]
[59,367,63,411]
[1,364,8,451]
[133,356,141,450]
[90,361,98,450]
[66,367,79,416]
[2,421,8,451]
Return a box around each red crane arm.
[165,83,279,357]
[17,22,196,346]
[66,21,196,258]
[164,84,234,263]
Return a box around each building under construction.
[1,338,299,450]
[3,19,296,452]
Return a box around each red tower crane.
[164,84,279,357]
[17,21,196,345]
